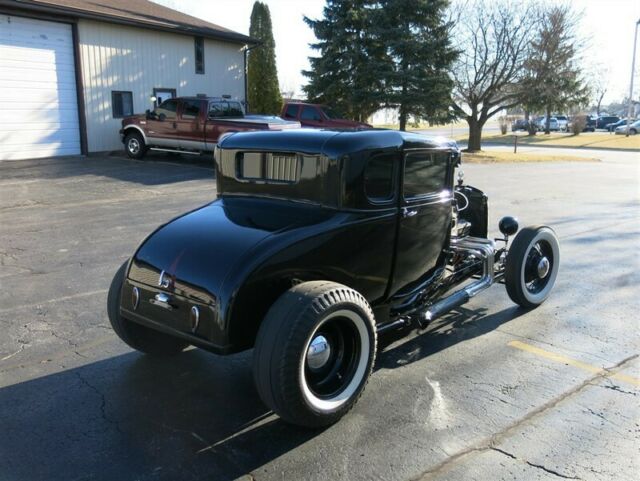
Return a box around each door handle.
[402,208,418,218]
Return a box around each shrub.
[570,115,587,135]
[499,117,508,135]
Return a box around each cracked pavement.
[0,149,638,481]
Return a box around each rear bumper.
[120,278,239,355]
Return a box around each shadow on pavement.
[0,305,524,481]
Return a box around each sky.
[154,0,640,105]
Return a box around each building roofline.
[0,0,259,45]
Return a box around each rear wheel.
[253,281,377,428]
[107,261,188,356]
[505,226,560,309]
[124,132,147,159]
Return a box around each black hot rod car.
[108,129,559,427]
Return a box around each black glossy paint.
[123,129,462,353]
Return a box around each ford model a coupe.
[108,129,560,427]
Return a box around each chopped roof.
[2,0,256,44]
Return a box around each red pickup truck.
[281,101,371,129]
[120,97,300,159]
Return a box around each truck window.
[210,101,244,118]
[301,106,322,121]
[284,104,299,119]
[181,99,201,119]
[364,153,395,201]
[156,99,177,120]
[403,151,448,198]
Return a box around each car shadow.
[0,305,523,481]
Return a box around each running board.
[149,147,201,155]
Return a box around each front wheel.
[253,281,377,428]
[505,226,560,309]
[124,132,147,159]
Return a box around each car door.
[146,98,180,147]
[176,98,205,151]
[299,105,324,128]
[391,149,453,296]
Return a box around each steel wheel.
[505,226,560,308]
[253,281,376,427]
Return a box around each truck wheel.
[107,261,188,356]
[505,226,560,309]
[253,281,377,428]
[124,132,147,159]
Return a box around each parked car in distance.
[537,117,559,131]
[554,115,568,132]
[605,118,633,132]
[568,115,596,132]
[511,119,529,131]
[120,96,300,159]
[614,119,640,135]
[596,115,620,130]
[107,129,560,428]
[281,101,371,129]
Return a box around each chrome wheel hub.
[306,335,331,370]
[128,138,140,154]
[537,256,550,279]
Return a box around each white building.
[0,0,254,160]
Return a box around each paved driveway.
[1,149,638,481]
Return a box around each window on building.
[301,106,322,121]
[403,151,448,198]
[195,37,205,74]
[181,99,201,119]
[155,99,178,120]
[364,153,395,201]
[112,91,133,118]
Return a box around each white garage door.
[0,16,81,160]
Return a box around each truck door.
[176,98,205,151]
[146,98,180,147]
[391,149,452,296]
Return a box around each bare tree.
[589,65,609,116]
[450,1,537,151]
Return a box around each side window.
[301,106,321,121]
[364,153,395,201]
[194,37,205,74]
[284,104,299,119]
[112,91,133,118]
[182,99,201,119]
[403,151,448,198]
[156,99,178,120]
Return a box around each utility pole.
[626,19,640,137]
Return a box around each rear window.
[210,101,244,117]
[364,153,395,201]
[236,152,299,183]
[403,151,448,198]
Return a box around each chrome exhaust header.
[422,236,495,322]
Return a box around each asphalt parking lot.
[1,148,638,481]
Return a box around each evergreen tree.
[303,1,385,122]
[376,0,458,130]
[521,5,589,133]
[248,2,283,114]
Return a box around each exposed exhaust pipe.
[421,237,495,323]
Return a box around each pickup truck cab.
[281,101,372,129]
[120,96,300,159]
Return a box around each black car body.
[595,115,619,129]
[109,129,560,427]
